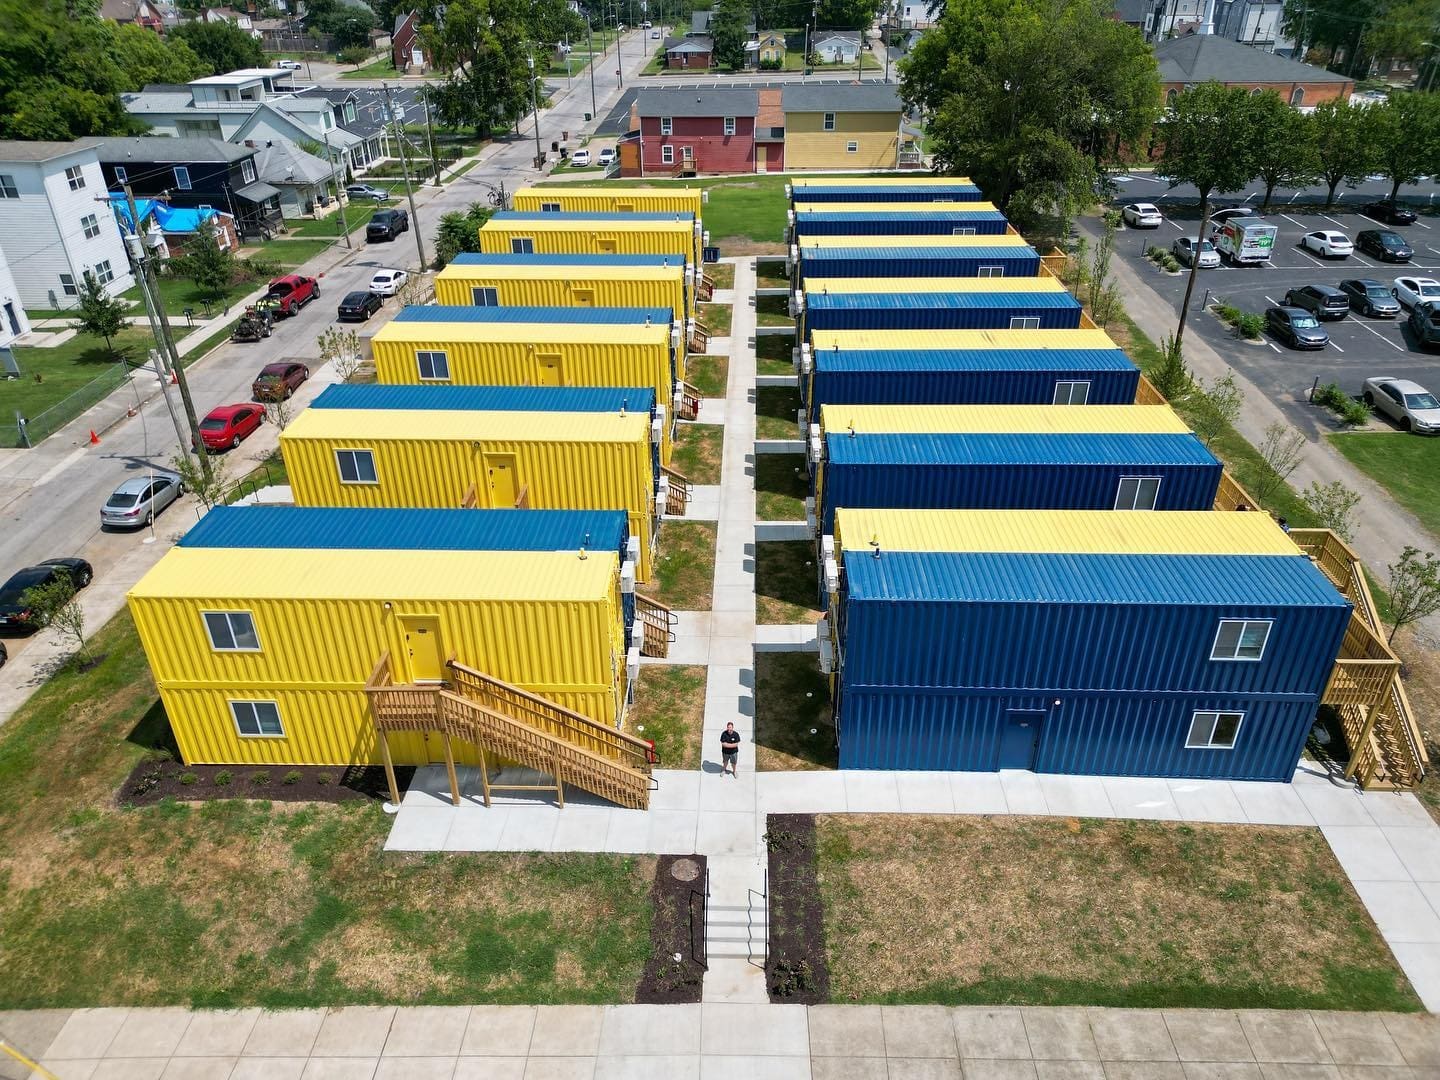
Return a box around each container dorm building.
[435,253,697,321]
[798,287,1084,335]
[793,240,1042,281]
[479,211,703,267]
[127,508,635,769]
[822,508,1352,780]
[511,186,705,218]
[800,329,1140,419]
[787,177,984,202]
[280,384,664,580]
[788,205,1011,239]
[809,404,1222,531]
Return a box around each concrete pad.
[953,1009,1030,1059]
[597,1004,701,1056]
[459,1007,536,1057]
[1000,772,1049,816]
[529,1007,604,1056]
[759,770,847,815]
[1021,1009,1099,1060]
[1178,1066,1263,1080]
[441,809,510,852]
[1385,942,1440,1012]
[1252,1068,1342,1079]
[106,1009,191,1058]
[1386,828,1440,882]
[159,1059,238,1080]
[87,1061,168,1080]
[383,806,453,851]
[1293,784,1374,827]
[1322,827,1411,882]
[1228,783,1315,826]
[843,770,901,813]
[806,1005,885,1058]
[950,773,1009,815]
[173,1009,261,1057]
[697,1055,811,1080]
[697,777,759,820]
[548,807,617,852]
[808,1059,888,1080]
[1037,776,1115,819]
[1162,1011,1255,1063]
[495,806,562,852]
[604,809,654,853]
[310,1007,395,1058]
[520,1060,596,1080]
[1238,1013,1330,1064]
[650,773,703,812]
[243,1011,325,1057]
[1087,1010,1178,1061]
[372,1058,456,1079]
[1350,881,1440,942]
[452,1059,526,1080]
[42,1010,130,1060]
[1380,1013,1440,1067]
[1033,1065,1106,1080]
[1100,1065,1185,1080]
[712,586,756,613]
[897,772,957,814]
[1168,780,1247,824]
[699,1005,808,1056]
[959,1063,1035,1080]
[648,809,700,853]
[227,1059,308,1080]
[752,624,818,650]
[592,1055,699,1080]
[699,958,769,1004]
[1361,796,1434,829]
[382,1006,470,1058]
[880,1006,960,1058]
[1310,1012,1407,1066]
[0,1010,69,1076]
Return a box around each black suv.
[1356,229,1414,262]
[1283,284,1349,320]
[366,208,410,242]
[1364,199,1419,225]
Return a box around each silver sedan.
[1363,377,1440,434]
[100,471,185,529]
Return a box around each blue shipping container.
[802,292,1083,333]
[835,550,1350,779]
[788,182,984,202]
[798,246,1041,279]
[805,348,1140,419]
[393,305,675,326]
[818,432,1222,530]
[792,211,1010,237]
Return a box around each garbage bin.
[584,112,592,121]
[551,140,559,152]
[703,246,720,264]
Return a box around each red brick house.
[392,11,427,73]
[1155,34,1353,111]
[663,35,713,69]
[625,88,758,176]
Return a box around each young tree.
[21,577,93,666]
[171,450,227,509]
[1150,333,1190,401]
[1310,99,1372,210]
[1253,421,1305,501]
[318,326,363,382]
[1158,82,1263,349]
[433,202,496,266]
[1362,93,1440,203]
[1302,480,1362,542]
[169,20,268,75]
[1088,213,1117,308]
[1190,370,1244,447]
[1249,90,1319,212]
[71,270,128,359]
[1386,547,1440,644]
[186,221,235,301]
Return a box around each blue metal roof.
[802,245,1039,260]
[827,432,1217,466]
[816,348,1136,372]
[792,183,982,196]
[846,551,1348,608]
[179,506,629,554]
[393,305,674,325]
[310,384,657,414]
[493,211,696,222]
[796,210,1007,223]
[807,293,1079,312]
[449,253,691,266]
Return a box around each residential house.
[296,87,389,168]
[894,0,932,28]
[0,142,134,311]
[627,88,758,175]
[783,83,903,169]
[663,36,713,69]
[812,31,861,64]
[1155,33,1352,110]
[1211,0,1292,53]
[84,135,284,240]
[110,198,241,259]
[755,87,785,171]
[100,0,166,32]
[255,140,335,216]
[0,244,32,349]
[745,31,786,68]
[202,6,256,32]
[392,11,427,73]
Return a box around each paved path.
[6,1004,1440,1079]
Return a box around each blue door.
[998,710,1043,770]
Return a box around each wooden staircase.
[677,380,703,420]
[689,322,711,353]
[365,653,655,810]
[697,273,716,302]
[661,464,693,515]
[635,593,678,657]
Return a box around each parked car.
[650,29,660,36]
[196,403,264,452]
[1364,200,1419,225]
[1265,306,1330,349]
[0,559,94,632]
[275,59,304,70]
[597,146,616,167]
[337,290,384,321]
[345,183,390,201]
[1338,278,1401,317]
[1207,206,1255,233]
[1120,202,1162,228]
[251,361,309,401]
[100,472,184,530]
[1283,284,1349,320]
[0,640,6,669]
[369,268,410,296]
[1363,377,1440,433]
[1408,300,1440,348]
[1300,230,1353,257]
[571,149,592,167]
[366,208,409,242]
[1171,236,1219,269]
[265,274,319,315]
[1356,229,1414,262]
[1392,275,1440,309]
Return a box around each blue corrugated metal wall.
[798,249,1041,278]
[803,301,1082,333]
[789,185,984,202]
[794,214,1010,237]
[806,361,1140,418]
[311,384,657,416]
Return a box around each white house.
[0,141,134,311]
[812,32,861,63]
[0,243,33,348]
[254,140,336,216]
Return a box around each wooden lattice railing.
[677,380,702,421]
[689,322,711,353]
[635,593,677,658]
[661,464,692,515]
[697,273,716,302]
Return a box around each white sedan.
[1301,230,1353,257]
[1393,276,1440,309]
[571,148,592,167]
[368,268,409,296]
[1121,202,1163,228]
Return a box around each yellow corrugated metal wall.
[479,221,698,260]
[433,267,695,320]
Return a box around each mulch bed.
[764,813,830,1004]
[636,853,708,1004]
[117,755,415,807]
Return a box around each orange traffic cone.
[89,429,100,445]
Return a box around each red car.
[266,274,320,316]
[196,403,264,451]
[251,361,309,401]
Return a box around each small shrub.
[1161,255,1181,272]
[768,956,815,998]
[250,770,271,786]
[1314,382,1371,425]
[1146,245,1166,260]
[1338,396,1372,426]
[316,772,333,785]
[337,45,372,65]
[1234,312,1265,339]
[179,772,198,786]
[214,770,233,786]
[283,769,303,785]
[1314,381,1348,409]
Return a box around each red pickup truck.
[265,274,320,316]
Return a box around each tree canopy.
[815,0,881,30]
[1248,90,1319,211]
[417,0,534,136]
[169,19,269,76]
[1310,98,1372,208]
[305,0,378,49]
[1281,0,1434,77]
[710,0,752,68]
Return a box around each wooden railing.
[513,484,531,509]
[677,381,702,421]
[1213,470,1260,512]
[635,592,677,658]
[661,464,692,515]
[697,273,716,302]
[1134,373,1168,406]
[689,322,711,354]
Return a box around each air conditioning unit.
[627,646,640,683]
[630,622,644,650]
[807,424,822,463]
[798,343,813,374]
[789,291,805,317]
[620,562,636,593]
[823,556,839,594]
[627,536,641,563]
[818,635,834,675]
[805,496,816,531]
[651,416,664,444]
[786,242,798,276]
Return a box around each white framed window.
[846,141,858,153]
[510,237,535,254]
[1186,710,1243,750]
[93,259,115,285]
[231,700,284,738]
[952,226,977,235]
[80,213,101,239]
[1115,476,1161,510]
[976,265,1004,278]
[1052,380,1090,405]
[113,166,127,182]
[59,273,77,296]
[336,448,378,484]
[660,116,673,135]
[823,113,835,131]
[1009,316,1041,330]
[540,201,561,212]
[241,159,257,183]
[471,286,499,306]
[65,164,85,191]
[416,350,450,380]
[204,610,261,652]
[662,145,674,165]
[174,166,192,190]
[724,116,736,136]
[1211,619,1272,661]
[0,173,16,198]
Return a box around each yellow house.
[783,83,904,170]
[434,255,697,321]
[747,31,786,67]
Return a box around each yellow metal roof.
[833,509,1299,556]
[818,404,1189,435]
[130,547,617,602]
[810,328,1118,352]
[792,201,999,215]
[482,217,695,234]
[792,176,975,186]
[283,406,651,444]
[370,320,672,347]
[804,277,1066,295]
[798,233,1031,249]
[515,185,703,203]
[436,263,685,282]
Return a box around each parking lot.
[1082,202,1440,425]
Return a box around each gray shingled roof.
[1155,34,1351,85]
[0,141,97,162]
[255,140,333,185]
[636,87,760,118]
[665,36,713,52]
[783,83,902,113]
[82,135,258,163]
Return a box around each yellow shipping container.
[818,403,1190,437]
[127,547,628,767]
[797,233,1032,250]
[480,215,701,264]
[512,185,705,218]
[803,276,1068,296]
[810,327,1117,353]
[280,407,661,580]
[434,260,696,320]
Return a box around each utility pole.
[420,88,442,185]
[615,0,624,86]
[527,52,545,169]
[586,20,599,120]
[381,82,428,269]
[322,130,352,249]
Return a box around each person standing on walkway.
[720,722,740,777]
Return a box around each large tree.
[1362,92,1440,202]
[710,0,751,68]
[112,24,210,86]
[169,20,268,76]
[0,0,137,139]
[1283,0,1432,77]
[306,0,378,48]
[418,0,534,136]
[529,0,588,44]
[1158,81,1264,348]
[899,0,1160,231]
[1249,90,1319,211]
[816,0,880,30]
[1310,98,1372,208]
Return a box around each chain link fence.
[10,363,132,448]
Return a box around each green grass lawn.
[756,454,807,521]
[699,301,732,337]
[0,611,656,1008]
[756,335,796,376]
[652,520,718,610]
[265,238,345,268]
[671,423,723,485]
[706,263,736,290]
[4,328,154,444]
[755,294,794,328]
[756,387,802,440]
[123,275,254,320]
[756,267,790,290]
[340,57,403,79]
[630,666,706,770]
[1329,431,1440,542]
[685,353,729,397]
[755,652,835,771]
[783,51,881,71]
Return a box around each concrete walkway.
[6,1003,1440,1079]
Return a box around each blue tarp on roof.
[310,384,656,415]
[109,195,224,234]
[393,306,674,325]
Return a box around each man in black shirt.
[719,722,741,777]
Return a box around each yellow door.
[597,237,618,253]
[485,453,518,507]
[537,353,563,385]
[399,615,444,683]
[616,202,635,213]
[573,288,595,306]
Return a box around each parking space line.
[1264,295,1280,306]
[1281,214,1307,229]
[1295,249,1325,268]
[1323,215,1348,227]
[1167,218,1183,230]
[1352,319,1407,351]
[1357,214,1384,226]
[1266,340,1282,353]
[1328,339,1345,353]
[1351,254,1378,268]
[1418,221,1433,229]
